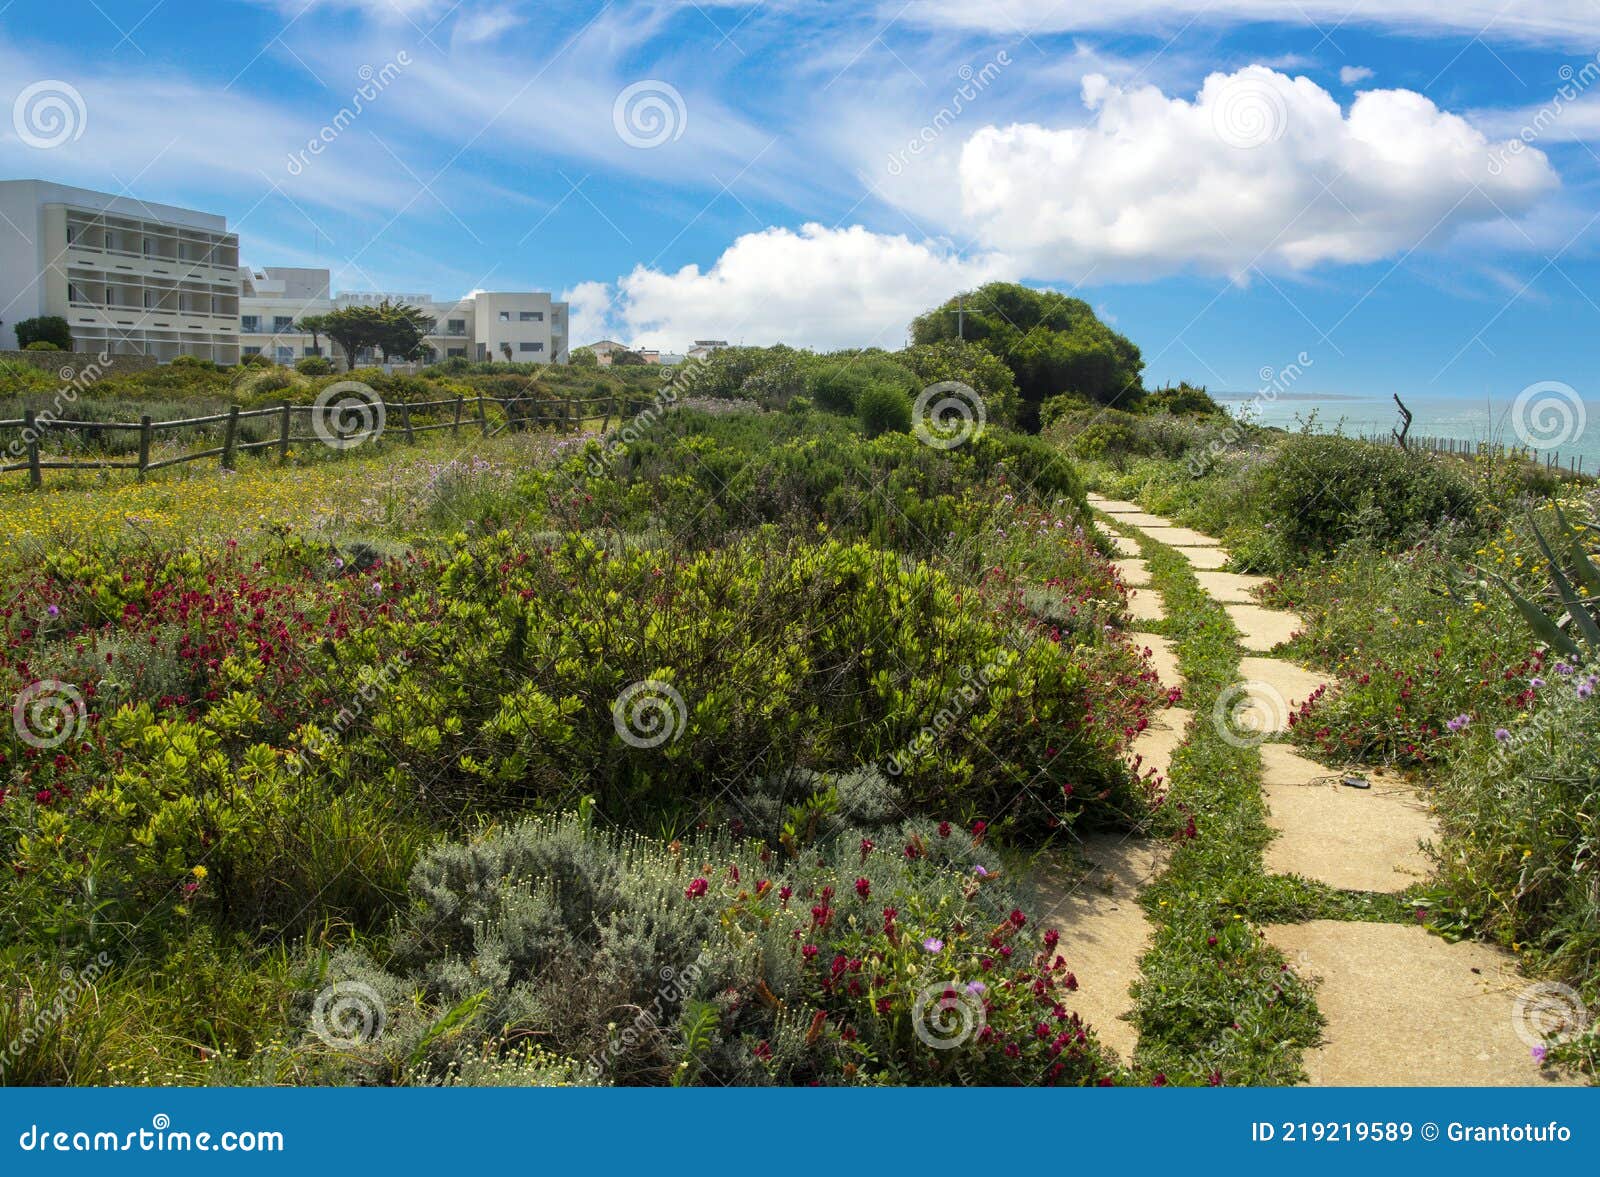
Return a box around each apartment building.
[239,269,569,366]
[0,179,241,362]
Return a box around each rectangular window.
[273,315,294,332]
[447,319,466,334]
[243,346,262,356]
[241,315,260,333]
[519,341,545,352]
[304,346,321,357]
[68,282,81,303]
[276,346,294,363]
[498,311,510,322]
[519,311,543,321]
[447,347,465,357]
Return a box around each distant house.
[583,339,630,366]
[687,339,729,360]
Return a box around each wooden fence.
[0,392,653,487]
[1357,431,1588,477]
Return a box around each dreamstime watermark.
[310,980,387,1049]
[589,953,707,1073]
[286,54,411,176]
[1511,380,1585,452]
[1489,53,1600,177]
[311,380,386,450]
[1512,982,1591,1054]
[1212,680,1291,748]
[584,365,706,476]
[1198,949,1313,1080]
[1211,73,1288,149]
[4,351,112,463]
[285,652,411,776]
[911,980,987,1049]
[11,679,88,751]
[885,658,1008,776]
[12,80,86,149]
[1187,352,1312,477]
[613,80,687,148]
[886,52,1012,176]
[0,953,112,1079]
[612,678,687,749]
[912,381,986,450]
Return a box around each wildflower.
[46,604,59,617]
[1531,677,1546,688]
[1009,909,1026,928]
[937,821,951,838]
[1580,680,1594,701]
[1494,728,1511,743]
[972,865,989,878]
[685,877,709,899]
[922,937,944,954]
[191,865,207,879]
[1532,1045,1548,1064]
[1043,929,1059,950]
[882,906,897,927]
[1446,714,1470,732]
[753,1041,773,1061]
[855,877,871,899]
[801,944,819,962]
[965,981,987,995]
[859,837,874,861]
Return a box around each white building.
[239,268,569,367]
[0,179,241,362]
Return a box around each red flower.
[684,877,709,899]
[753,1041,773,1061]
[859,837,875,861]
[1043,929,1059,950]
[801,944,819,962]
[1009,909,1026,928]
[854,877,871,900]
[937,821,951,838]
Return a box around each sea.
[1213,390,1600,477]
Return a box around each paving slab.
[1259,745,1437,892]
[1193,570,1270,603]
[1129,705,1192,784]
[1091,499,1144,514]
[1113,558,1151,587]
[1230,658,1333,733]
[1129,631,1182,690]
[1107,533,1142,557]
[1035,836,1171,1062]
[1126,587,1166,623]
[1264,921,1583,1087]
[1141,525,1221,547]
[1225,604,1304,652]
[1114,512,1175,529]
[1181,546,1231,570]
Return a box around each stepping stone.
[1113,558,1151,587]
[1126,587,1166,623]
[1130,631,1182,690]
[1230,659,1333,734]
[1129,705,1192,784]
[1225,604,1303,652]
[1260,745,1437,891]
[1181,547,1230,570]
[1264,921,1583,1087]
[1141,525,1220,547]
[1107,533,1141,557]
[1092,499,1144,514]
[1193,570,1269,603]
[1113,512,1174,529]
[1034,835,1171,1062]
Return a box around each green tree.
[910,283,1143,428]
[13,315,73,351]
[320,305,385,371]
[374,300,436,362]
[897,339,1020,426]
[294,313,331,358]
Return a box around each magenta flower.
[922,937,944,954]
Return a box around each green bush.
[23,341,60,352]
[857,384,912,437]
[295,355,334,376]
[13,315,72,351]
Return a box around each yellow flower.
[191,865,208,879]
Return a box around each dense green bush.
[857,383,911,436]
[295,355,334,375]
[13,315,73,351]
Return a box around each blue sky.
[1,0,1598,401]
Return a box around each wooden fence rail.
[0,391,653,487]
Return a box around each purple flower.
[333,556,345,570]
[1494,728,1512,743]
[922,937,944,954]
[45,604,59,617]
[1446,714,1470,733]
[1556,662,1574,676]
[1532,1045,1548,1064]
[965,981,987,995]
[972,865,989,878]
[1579,681,1594,701]
[1531,677,1546,689]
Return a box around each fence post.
[477,394,489,437]
[400,401,415,444]
[138,414,152,478]
[453,395,463,437]
[221,405,240,470]
[565,396,575,433]
[278,401,292,460]
[23,409,41,489]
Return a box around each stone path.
[1083,491,1567,1086]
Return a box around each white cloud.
[1339,65,1375,84]
[901,1,1600,44]
[454,6,525,44]
[954,67,1557,282]
[560,280,621,346]
[584,223,1010,351]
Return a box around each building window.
[447,319,466,335]
[519,311,543,321]
[273,315,294,332]
[303,346,322,357]
[243,346,262,356]
[276,346,294,364]
[447,348,465,358]
[68,282,82,304]
[519,342,545,352]
[498,311,511,322]
[241,315,260,333]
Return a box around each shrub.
[169,354,218,372]
[295,355,334,376]
[238,351,273,368]
[23,341,60,352]
[13,315,73,351]
[857,384,912,437]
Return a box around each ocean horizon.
[1214,390,1599,475]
